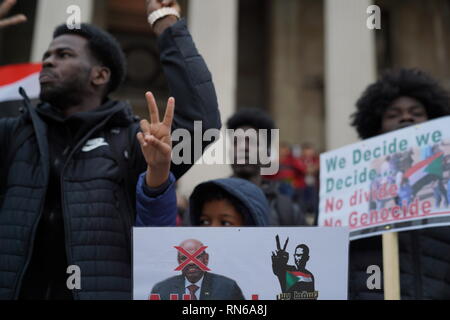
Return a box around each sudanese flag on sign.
[404,152,444,195]
[0,63,42,117]
[286,271,313,289]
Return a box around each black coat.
[0,19,221,300]
[349,227,450,299]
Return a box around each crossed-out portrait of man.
[151,239,245,300]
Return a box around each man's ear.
[91,66,111,87]
[204,253,209,266]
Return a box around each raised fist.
[146,0,181,16]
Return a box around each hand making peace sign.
[137,92,175,188]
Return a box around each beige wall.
[377,0,450,88]
[31,0,94,62]
[177,0,238,198]
[325,0,376,149]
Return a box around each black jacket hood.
[35,98,136,143]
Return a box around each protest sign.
[319,116,450,240]
[133,227,349,300]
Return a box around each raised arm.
[135,92,177,226]
[145,0,221,179]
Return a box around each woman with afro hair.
[349,68,450,300]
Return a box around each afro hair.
[227,107,276,131]
[351,69,450,140]
[227,107,277,147]
[53,23,126,95]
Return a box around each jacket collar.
[19,87,50,180]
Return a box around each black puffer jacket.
[0,19,221,300]
[349,227,450,299]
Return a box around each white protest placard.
[319,116,450,240]
[133,227,349,300]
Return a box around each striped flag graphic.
[0,63,42,116]
[404,152,444,194]
[286,271,313,289]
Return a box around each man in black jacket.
[0,0,221,300]
[349,69,450,299]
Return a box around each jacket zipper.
[60,112,124,300]
[13,102,50,299]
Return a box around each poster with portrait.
[318,116,450,240]
[133,227,349,300]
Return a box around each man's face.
[294,247,308,269]
[231,125,262,179]
[279,145,291,159]
[380,96,428,134]
[178,240,209,283]
[301,147,316,158]
[40,34,95,109]
[200,199,244,227]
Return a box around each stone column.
[325,0,376,149]
[177,0,238,197]
[31,0,94,62]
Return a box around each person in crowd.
[136,171,270,227]
[0,0,221,300]
[350,68,450,299]
[225,108,306,226]
[269,142,307,200]
[298,143,320,216]
[188,177,270,227]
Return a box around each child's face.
[199,200,244,227]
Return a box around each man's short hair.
[351,69,450,139]
[53,23,127,95]
[295,244,309,257]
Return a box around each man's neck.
[186,274,205,285]
[232,171,262,186]
[61,96,103,117]
[245,174,262,186]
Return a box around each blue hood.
[189,178,270,226]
